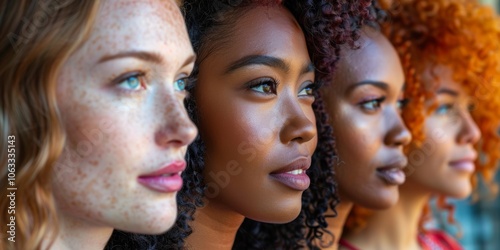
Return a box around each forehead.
[223,5,304,56]
[85,0,192,60]
[423,64,464,94]
[336,29,403,84]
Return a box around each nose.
[279,96,316,144]
[384,108,412,147]
[457,110,481,145]
[155,96,198,148]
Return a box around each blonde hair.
[0,1,100,249]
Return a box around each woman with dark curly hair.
[315,13,412,250]
[232,1,398,250]
[341,0,500,249]
[232,1,413,249]
[169,1,319,249]
[106,0,376,249]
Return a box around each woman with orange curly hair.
[340,0,500,249]
[1,0,197,249]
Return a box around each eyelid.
[398,98,410,109]
[112,71,146,85]
[245,77,279,95]
[113,71,148,94]
[358,96,386,105]
[298,81,318,97]
[358,96,386,111]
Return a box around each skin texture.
[404,65,481,199]
[186,5,317,250]
[341,64,482,250]
[318,28,411,250]
[322,28,411,209]
[51,0,197,248]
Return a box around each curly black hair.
[232,1,382,249]
[105,1,378,249]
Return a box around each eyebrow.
[345,80,390,94]
[436,88,459,96]
[98,51,164,64]
[301,62,315,75]
[225,55,290,74]
[182,54,197,68]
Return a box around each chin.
[245,202,302,224]
[355,189,399,210]
[126,212,178,235]
[446,184,472,199]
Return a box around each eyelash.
[358,96,386,111]
[246,77,279,95]
[298,82,318,97]
[435,103,455,115]
[174,77,189,92]
[115,72,147,93]
[397,98,410,110]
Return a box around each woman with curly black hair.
[233,2,408,250]
[232,1,386,250]
[151,1,320,249]
[166,0,388,249]
[106,1,378,249]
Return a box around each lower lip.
[450,161,475,173]
[138,173,183,193]
[269,172,310,191]
[376,168,405,185]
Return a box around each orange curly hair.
[345,0,500,233]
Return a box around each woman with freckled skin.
[0,0,197,249]
[316,20,413,249]
[341,1,500,249]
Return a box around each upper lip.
[271,156,311,174]
[139,160,186,177]
[376,155,408,170]
[450,151,478,163]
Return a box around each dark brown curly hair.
[233,1,385,249]
[346,0,500,234]
[105,0,374,249]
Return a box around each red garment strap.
[418,230,463,250]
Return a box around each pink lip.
[269,157,311,191]
[449,160,476,173]
[376,156,408,185]
[449,153,477,173]
[138,161,186,193]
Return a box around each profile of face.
[405,65,481,199]
[195,5,317,223]
[52,0,197,234]
[321,28,411,209]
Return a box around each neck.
[321,200,353,250]
[185,199,245,250]
[342,181,431,250]
[44,212,112,250]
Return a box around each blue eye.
[174,78,188,91]
[298,82,317,97]
[435,104,454,115]
[118,74,143,90]
[359,97,385,111]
